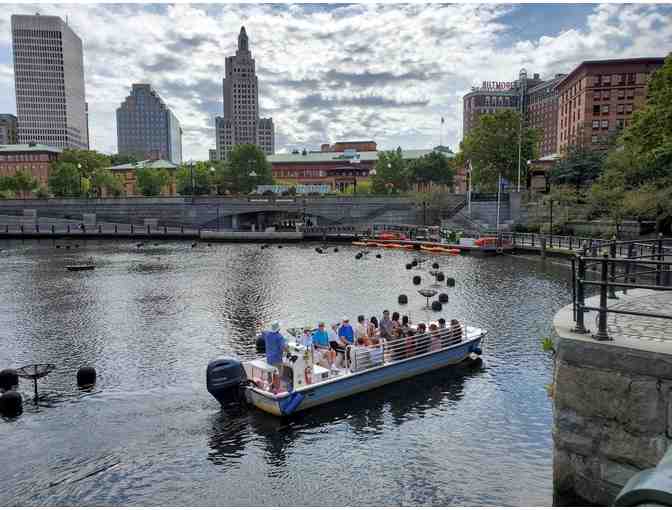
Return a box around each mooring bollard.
[164,226,167,235]
[181,226,184,234]
[67,224,70,233]
[98,224,102,234]
[35,224,39,233]
[147,224,151,235]
[20,225,24,233]
[0,368,19,391]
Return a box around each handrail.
[571,240,672,340]
[348,325,465,371]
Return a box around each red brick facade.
[0,146,60,187]
[557,58,665,153]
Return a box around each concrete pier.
[552,289,672,505]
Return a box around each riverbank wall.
[552,290,672,505]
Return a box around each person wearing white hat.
[264,320,286,391]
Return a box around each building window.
[601,120,609,129]
[625,104,633,113]
[591,135,598,143]
[603,75,611,85]
[617,104,624,114]
[616,119,625,130]
[592,120,600,129]
[602,90,610,100]
[602,105,609,114]
[593,105,600,115]
[617,89,625,99]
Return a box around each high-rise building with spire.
[215,27,274,161]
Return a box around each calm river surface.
[0,239,571,506]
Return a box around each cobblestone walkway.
[608,292,672,343]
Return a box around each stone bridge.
[0,195,466,229]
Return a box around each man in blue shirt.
[338,317,354,344]
[264,321,286,391]
[312,321,334,368]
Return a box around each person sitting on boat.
[380,310,394,340]
[329,322,346,367]
[338,317,354,345]
[300,327,314,349]
[415,323,430,355]
[312,321,334,368]
[367,316,379,339]
[449,319,463,344]
[438,318,447,330]
[391,312,401,334]
[355,315,368,346]
[429,323,442,351]
[264,321,287,391]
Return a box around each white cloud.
[0,3,670,159]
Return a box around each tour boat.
[206,322,485,417]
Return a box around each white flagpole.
[496,172,502,234]
[467,160,472,217]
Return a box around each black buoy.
[355,253,362,260]
[278,245,283,249]
[398,294,408,305]
[436,272,445,282]
[136,242,144,248]
[413,275,421,285]
[376,254,381,259]
[0,369,18,391]
[56,245,60,248]
[446,277,456,287]
[315,248,323,254]
[191,242,197,248]
[74,244,79,248]
[438,293,449,303]
[334,248,339,253]
[0,390,22,417]
[76,366,96,387]
[405,263,412,270]
[256,334,266,353]
[66,246,71,250]
[432,262,439,269]
[411,260,418,267]
[207,243,212,247]
[431,300,442,311]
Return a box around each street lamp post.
[77,163,82,197]
[190,160,195,196]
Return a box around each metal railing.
[571,237,672,341]
[0,222,199,237]
[348,325,465,372]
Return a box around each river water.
[0,239,571,506]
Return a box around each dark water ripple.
[0,239,571,506]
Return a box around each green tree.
[0,175,16,193]
[407,151,455,189]
[48,162,82,197]
[57,148,111,178]
[110,152,144,166]
[90,168,124,197]
[227,144,273,194]
[136,168,169,196]
[549,144,606,195]
[13,169,38,198]
[176,162,214,195]
[591,54,672,230]
[461,110,540,191]
[372,148,409,194]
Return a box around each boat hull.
[245,335,483,416]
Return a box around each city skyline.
[0,3,671,160]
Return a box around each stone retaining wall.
[552,290,672,505]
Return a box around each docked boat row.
[207,321,486,417]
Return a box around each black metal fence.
[571,237,672,341]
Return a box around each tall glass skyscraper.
[116,84,182,164]
[11,14,89,149]
[215,27,274,161]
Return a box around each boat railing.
[348,325,465,372]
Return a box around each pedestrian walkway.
[608,291,672,344]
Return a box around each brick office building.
[557,57,666,153]
[320,140,377,153]
[0,143,62,187]
[527,74,565,157]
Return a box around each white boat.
[206,322,486,417]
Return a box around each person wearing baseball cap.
[338,317,354,345]
[264,320,286,391]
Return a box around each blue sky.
[1,3,671,159]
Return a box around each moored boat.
[207,322,485,416]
